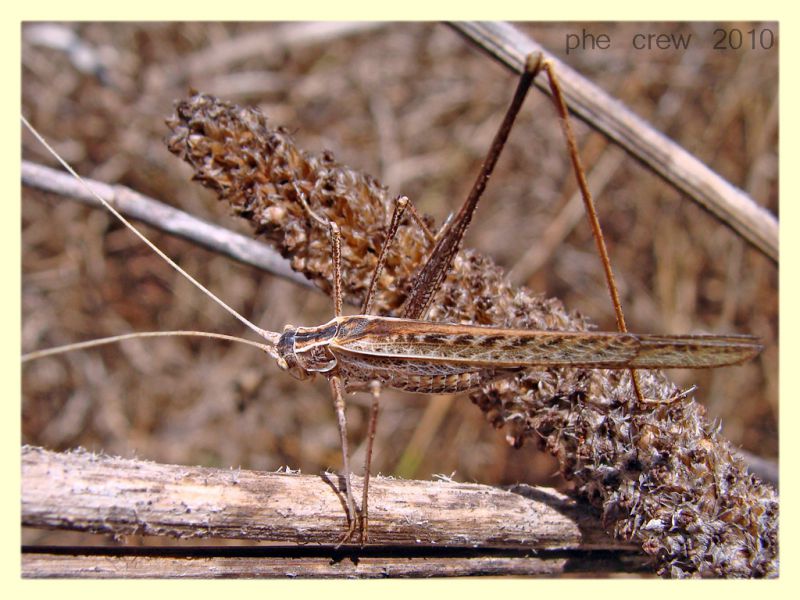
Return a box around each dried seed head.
[165,93,777,578]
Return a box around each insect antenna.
[21,116,281,353]
[22,331,277,363]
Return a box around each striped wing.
[330,316,762,369]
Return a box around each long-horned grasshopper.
[23,24,776,576]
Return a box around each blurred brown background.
[22,22,778,545]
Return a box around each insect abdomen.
[334,350,497,394]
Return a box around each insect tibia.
[631,334,763,369]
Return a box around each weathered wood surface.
[22,548,651,578]
[21,446,648,578]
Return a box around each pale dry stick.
[21,59,763,552]
[22,446,653,578]
[21,160,310,288]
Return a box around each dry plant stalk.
[165,92,777,578]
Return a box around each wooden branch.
[22,547,652,578]
[21,160,312,290]
[21,445,624,547]
[449,21,778,263]
[22,446,649,578]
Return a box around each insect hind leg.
[538,59,646,405]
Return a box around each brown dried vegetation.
[22,23,777,577]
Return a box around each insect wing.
[330,317,761,370]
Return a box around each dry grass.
[22,22,777,547]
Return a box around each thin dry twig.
[21,160,310,288]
